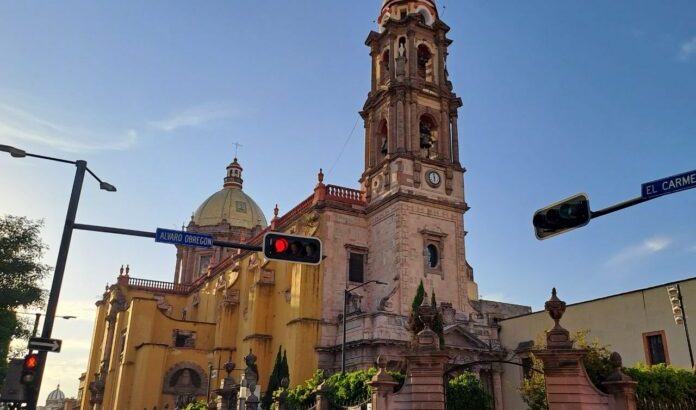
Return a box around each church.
[78,1,530,409]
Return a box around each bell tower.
[361,0,477,316]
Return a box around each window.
[349,253,365,283]
[417,44,432,81]
[643,331,669,365]
[421,229,446,275]
[345,245,368,283]
[236,201,247,213]
[426,244,439,268]
[173,330,196,348]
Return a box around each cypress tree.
[280,350,290,386]
[262,346,283,409]
[431,291,446,349]
[407,280,426,340]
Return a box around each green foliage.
[262,347,284,409]
[624,363,696,402]
[408,280,426,337]
[446,371,492,410]
[518,355,548,410]
[0,216,50,391]
[283,368,404,409]
[517,331,696,410]
[407,281,445,349]
[184,400,209,410]
[431,291,446,348]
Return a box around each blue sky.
[1,0,695,403]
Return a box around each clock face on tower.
[426,170,441,187]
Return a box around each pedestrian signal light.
[20,353,39,385]
[533,193,591,240]
[263,233,323,265]
[667,285,685,325]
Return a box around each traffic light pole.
[28,160,86,410]
[588,196,646,219]
[677,284,695,368]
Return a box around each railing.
[637,396,696,410]
[127,277,192,295]
[326,185,365,206]
[330,392,371,410]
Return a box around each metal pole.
[678,284,695,368]
[28,160,86,410]
[31,313,41,338]
[341,290,347,374]
[207,362,213,405]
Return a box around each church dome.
[191,158,268,229]
[46,385,65,402]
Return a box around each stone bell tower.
[360,0,478,317]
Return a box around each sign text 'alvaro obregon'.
[155,228,214,248]
[641,169,696,200]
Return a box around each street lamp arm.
[346,280,387,293]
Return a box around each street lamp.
[1,144,116,410]
[14,312,78,338]
[341,280,387,374]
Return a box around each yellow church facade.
[79,1,532,409]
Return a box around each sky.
[0,0,695,404]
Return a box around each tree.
[407,280,426,338]
[280,349,289,386]
[431,291,445,348]
[447,371,492,410]
[0,216,49,389]
[407,281,445,349]
[262,346,283,409]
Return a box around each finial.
[125,265,130,275]
[273,204,279,218]
[119,265,124,276]
[318,168,324,184]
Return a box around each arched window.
[378,119,388,156]
[380,49,390,83]
[419,115,438,159]
[426,244,439,268]
[417,44,433,81]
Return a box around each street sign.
[27,337,62,353]
[155,228,213,248]
[642,169,696,200]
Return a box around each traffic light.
[20,353,39,386]
[667,285,685,325]
[533,193,591,240]
[263,233,323,265]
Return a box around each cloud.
[603,236,672,268]
[149,103,237,132]
[0,104,137,153]
[678,36,696,61]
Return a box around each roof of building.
[191,158,268,229]
[46,385,65,402]
[499,275,696,322]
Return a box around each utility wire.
[327,118,359,177]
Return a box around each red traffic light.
[273,237,290,253]
[24,354,38,370]
[263,233,323,265]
